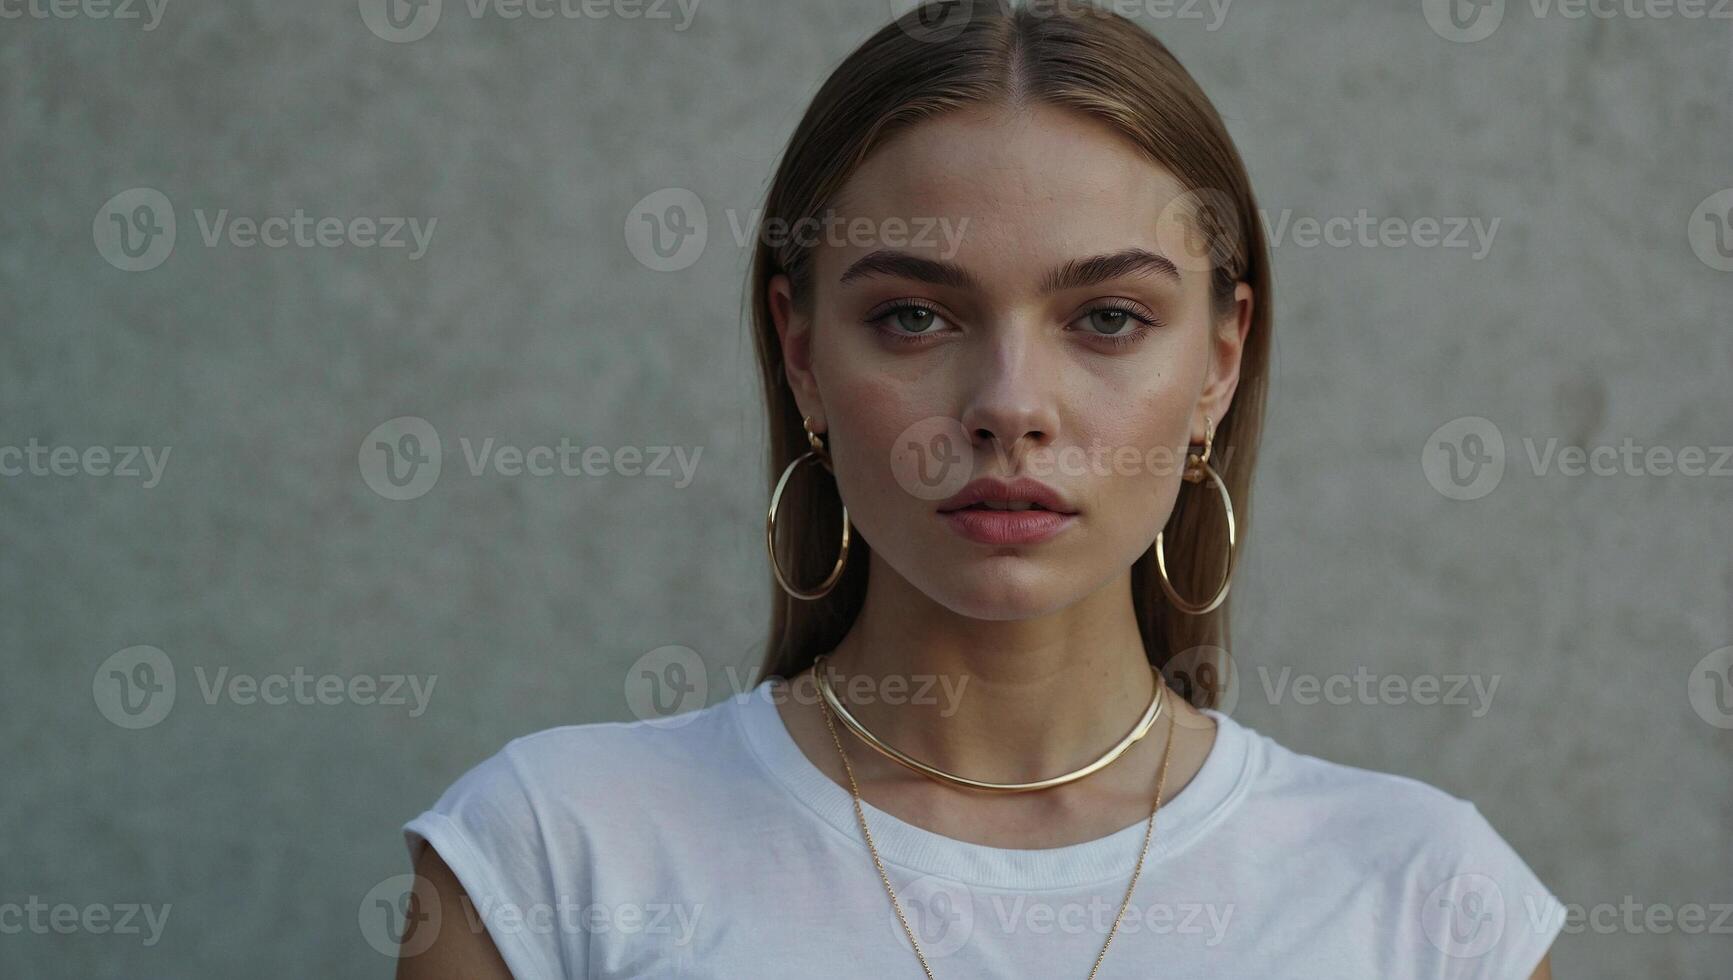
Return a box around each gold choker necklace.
[811,652,1167,794]
[813,655,1180,980]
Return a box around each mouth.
[934,476,1079,544]
[938,499,1076,545]
[935,477,1079,516]
[947,500,1059,512]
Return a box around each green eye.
[1083,309,1134,335]
[891,307,939,334]
[1070,301,1161,349]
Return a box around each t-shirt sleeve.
[1425,800,1567,980]
[402,739,570,980]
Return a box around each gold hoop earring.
[765,415,851,600]
[1154,414,1237,615]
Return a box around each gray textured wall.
[2,0,1728,976]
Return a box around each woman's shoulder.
[424,693,746,817]
[1238,715,1480,819]
[1224,713,1566,961]
[396,699,747,977]
[1233,715,1513,855]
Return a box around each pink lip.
[941,507,1076,545]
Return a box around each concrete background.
[1,0,1728,976]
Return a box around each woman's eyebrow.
[837,247,1180,292]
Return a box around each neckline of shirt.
[727,677,1260,891]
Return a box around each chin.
[912,556,1085,622]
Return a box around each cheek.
[1067,358,1201,537]
[1078,359,1195,461]
[818,373,934,515]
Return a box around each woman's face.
[770,103,1252,621]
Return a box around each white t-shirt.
[402,679,1566,979]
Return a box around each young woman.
[398,3,1565,976]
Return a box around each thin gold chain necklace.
[814,665,1180,980]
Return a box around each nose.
[956,329,1062,466]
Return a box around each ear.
[1193,281,1254,443]
[769,273,824,430]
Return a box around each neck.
[815,556,1163,786]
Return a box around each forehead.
[822,103,1189,273]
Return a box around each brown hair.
[747,0,1272,709]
